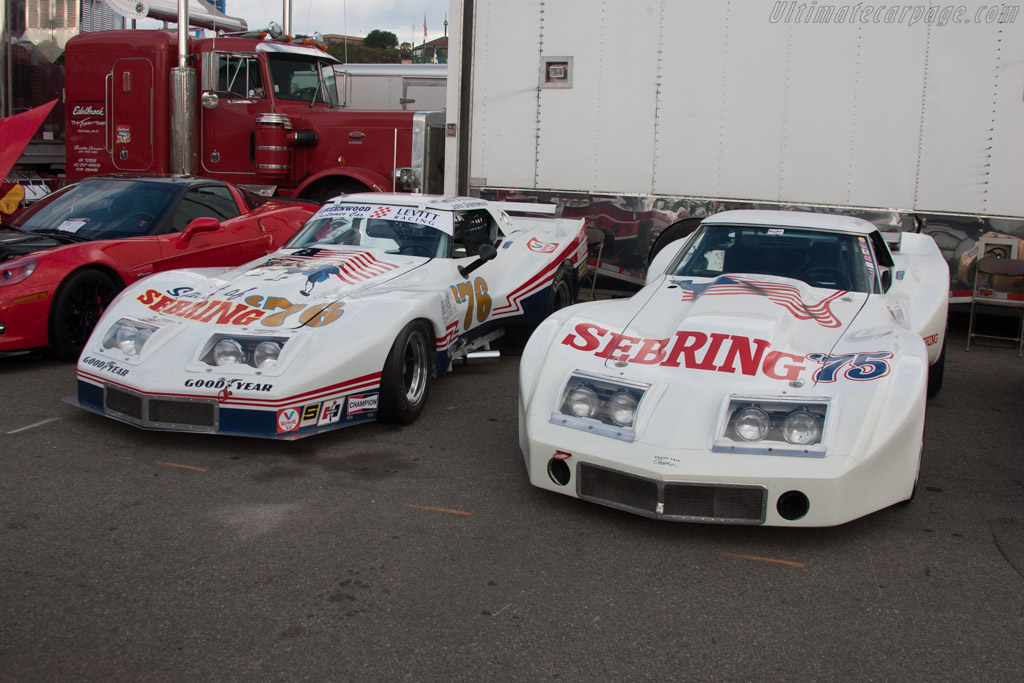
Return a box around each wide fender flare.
[295,168,392,196]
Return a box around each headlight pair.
[716,398,829,456]
[103,319,158,356]
[204,336,285,369]
[551,371,649,442]
[0,258,38,287]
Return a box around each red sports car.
[0,176,319,359]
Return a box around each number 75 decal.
[806,352,893,382]
[450,277,492,330]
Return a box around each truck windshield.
[670,224,873,293]
[268,54,338,103]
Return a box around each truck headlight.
[715,397,829,457]
[394,167,420,193]
[551,371,649,441]
[102,319,157,357]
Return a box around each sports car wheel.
[49,269,119,361]
[547,263,574,312]
[927,336,946,398]
[379,321,432,424]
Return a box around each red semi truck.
[63,30,445,200]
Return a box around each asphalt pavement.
[1,313,1022,681]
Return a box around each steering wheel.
[294,87,318,100]
[400,243,435,258]
[124,212,158,231]
[798,266,847,288]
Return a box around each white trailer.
[444,0,1024,297]
[335,64,447,111]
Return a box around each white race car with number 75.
[519,211,949,527]
[74,194,586,438]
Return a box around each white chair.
[966,256,1024,357]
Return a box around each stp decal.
[527,237,558,254]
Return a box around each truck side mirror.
[180,217,220,242]
[458,243,498,278]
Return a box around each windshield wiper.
[30,228,92,243]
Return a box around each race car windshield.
[7,179,178,240]
[670,225,873,293]
[287,213,452,258]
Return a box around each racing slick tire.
[927,336,946,398]
[49,268,119,361]
[379,320,433,424]
[547,263,574,313]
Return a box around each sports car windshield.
[7,179,179,239]
[286,205,452,258]
[670,224,874,293]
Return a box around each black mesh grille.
[578,463,658,514]
[577,462,765,524]
[663,483,765,522]
[105,387,143,419]
[148,399,216,428]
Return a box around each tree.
[364,30,398,50]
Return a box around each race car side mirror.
[180,217,221,242]
[458,243,498,279]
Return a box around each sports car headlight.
[732,406,770,442]
[213,339,245,366]
[782,410,822,445]
[0,258,38,287]
[102,319,157,357]
[201,335,290,369]
[715,397,829,457]
[551,371,649,442]
[253,341,281,369]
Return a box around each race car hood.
[182,247,427,303]
[0,100,57,182]
[603,274,869,371]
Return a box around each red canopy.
[0,99,58,181]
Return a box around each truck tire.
[49,268,119,361]
[379,321,433,424]
[648,218,702,263]
[305,178,368,203]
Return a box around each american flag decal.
[676,276,847,328]
[280,251,400,285]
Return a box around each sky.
[142,0,454,45]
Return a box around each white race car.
[519,211,949,527]
[74,194,586,438]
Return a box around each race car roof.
[702,210,876,235]
[334,193,558,217]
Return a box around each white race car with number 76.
[519,211,949,527]
[74,194,586,438]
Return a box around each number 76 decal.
[806,352,893,382]
[450,277,492,330]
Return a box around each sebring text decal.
[560,322,891,382]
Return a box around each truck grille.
[104,385,218,432]
[577,462,766,524]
